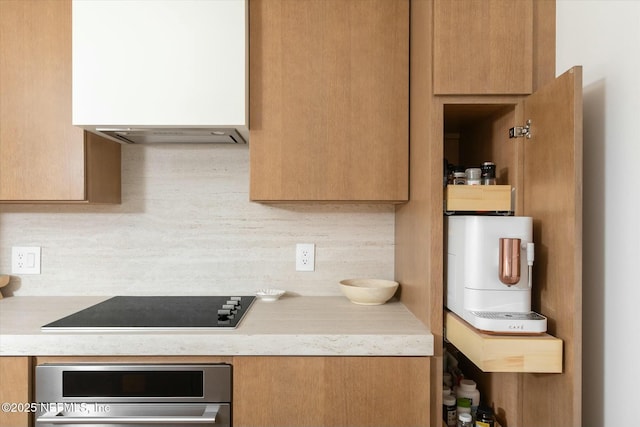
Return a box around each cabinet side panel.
[0,0,85,201]
[85,132,121,204]
[398,0,441,329]
[396,1,442,425]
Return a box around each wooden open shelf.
[445,185,512,212]
[445,312,562,373]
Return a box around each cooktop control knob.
[217,309,235,322]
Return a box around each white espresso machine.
[445,215,547,333]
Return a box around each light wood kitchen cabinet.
[433,0,548,95]
[15,356,428,427]
[398,1,581,426]
[0,0,120,203]
[0,357,32,427]
[249,0,409,202]
[233,356,430,427]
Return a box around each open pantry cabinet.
[441,67,582,426]
[397,2,581,425]
[397,15,582,424]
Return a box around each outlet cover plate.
[12,246,41,275]
[296,243,315,272]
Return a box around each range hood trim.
[94,127,247,145]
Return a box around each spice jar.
[457,379,480,417]
[443,372,453,388]
[456,396,471,417]
[443,394,457,427]
[457,412,473,427]
[474,404,495,427]
[465,168,481,185]
[453,172,467,185]
[481,162,497,185]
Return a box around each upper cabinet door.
[0,0,120,203]
[433,0,534,95]
[0,0,85,201]
[519,66,582,427]
[249,0,409,202]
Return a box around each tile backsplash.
[0,145,395,296]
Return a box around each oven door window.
[62,370,204,398]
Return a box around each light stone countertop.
[0,295,433,356]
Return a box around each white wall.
[0,145,395,296]
[556,2,640,425]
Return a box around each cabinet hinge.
[509,119,532,139]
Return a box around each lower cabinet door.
[0,357,31,427]
[233,356,430,427]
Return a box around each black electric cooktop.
[41,296,256,331]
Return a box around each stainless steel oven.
[35,364,231,427]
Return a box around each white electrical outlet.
[12,246,41,275]
[296,243,315,272]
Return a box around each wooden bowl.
[0,275,10,299]
[339,279,399,305]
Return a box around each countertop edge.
[0,334,434,357]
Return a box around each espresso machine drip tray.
[468,311,547,334]
[470,311,546,321]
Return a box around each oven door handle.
[36,403,219,425]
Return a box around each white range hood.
[72,0,248,144]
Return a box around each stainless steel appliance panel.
[35,403,230,426]
[35,364,232,427]
[36,364,231,403]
